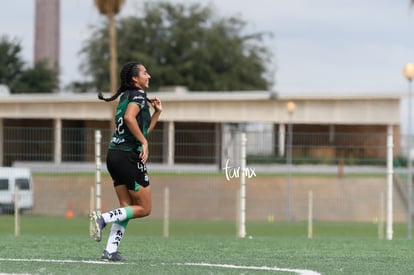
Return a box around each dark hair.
[98,61,142,102]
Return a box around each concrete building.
[0,91,401,168]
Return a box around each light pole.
[286,101,295,221]
[403,63,414,240]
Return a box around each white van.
[0,167,34,213]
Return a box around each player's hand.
[140,142,149,163]
[150,97,162,112]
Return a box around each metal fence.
[0,126,411,227]
[1,125,404,166]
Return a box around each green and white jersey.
[109,89,151,152]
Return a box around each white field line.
[176,262,321,275]
[0,258,123,265]
[0,258,321,274]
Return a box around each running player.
[90,61,162,261]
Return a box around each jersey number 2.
[115,117,125,135]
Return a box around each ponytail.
[97,88,122,102]
[97,61,142,102]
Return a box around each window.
[16,178,30,190]
[0,179,8,190]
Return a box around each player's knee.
[142,205,151,217]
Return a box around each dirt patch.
[30,174,403,222]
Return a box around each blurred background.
[1,0,414,239]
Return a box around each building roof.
[0,91,402,125]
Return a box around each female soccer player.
[90,61,162,261]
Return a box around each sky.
[1,0,414,96]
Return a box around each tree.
[77,2,273,92]
[0,36,58,94]
[0,36,25,89]
[94,0,125,95]
[12,61,58,94]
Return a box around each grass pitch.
[1,216,414,274]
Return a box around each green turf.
[1,216,414,274]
